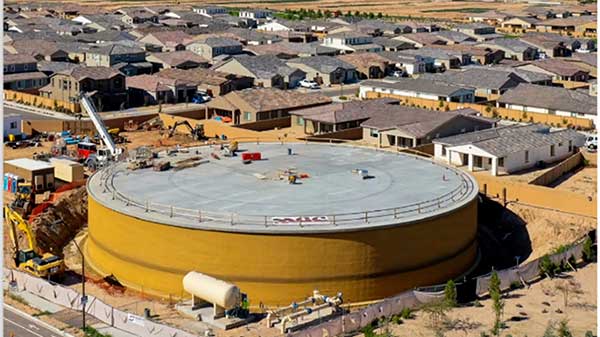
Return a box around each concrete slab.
[88,143,478,233]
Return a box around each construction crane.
[79,94,123,171]
[4,206,64,279]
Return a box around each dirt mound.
[28,187,88,256]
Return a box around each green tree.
[377,12,383,18]
[444,279,457,307]
[582,236,595,262]
[489,270,504,336]
[355,10,361,16]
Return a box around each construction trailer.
[4,158,55,192]
[49,158,85,183]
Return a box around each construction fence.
[286,233,594,337]
[4,90,81,114]
[4,269,198,337]
[364,93,595,130]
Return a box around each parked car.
[585,134,597,152]
[391,70,404,77]
[191,93,211,104]
[299,79,320,89]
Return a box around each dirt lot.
[369,263,597,337]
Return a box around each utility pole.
[73,240,86,331]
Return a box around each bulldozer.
[4,206,64,279]
[165,120,206,141]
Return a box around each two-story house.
[41,66,127,111]
[84,44,147,67]
[3,53,49,92]
[321,32,381,53]
[186,37,244,60]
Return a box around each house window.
[297,116,304,126]
[370,129,379,138]
[568,140,573,152]
[525,150,529,163]
[498,157,505,167]
[558,142,563,147]
[550,145,555,156]
[9,121,17,129]
[441,146,446,156]
[244,112,252,121]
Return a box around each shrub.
[509,281,522,290]
[439,100,444,108]
[444,105,450,111]
[399,307,414,319]
[444,279,457,307]
[339,95,348,100]
[539,255,561,277]
[582,237,595,262]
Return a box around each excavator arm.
[4,206,37,254]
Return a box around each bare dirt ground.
[369,263,597,337]
[9,0,533,20]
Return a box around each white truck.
[79,94,123,170]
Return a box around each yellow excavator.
[4,206,64,279]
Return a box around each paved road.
[3,106,62,120]
[4,306,67,337]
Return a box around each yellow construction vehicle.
[11,182,34,217]
[4,206,64,279]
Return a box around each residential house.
[433,31,477,45]
[535,16,597,35]
[71,14,130,31]
[214,55,305,89]
[338,53,392,79]
[239,9,272,20]
[118,8,159,25]
[500,17,540,31]
[186,37,244,60]
[421,68,527,99]
[433,124,584,176]
[146,51,210,71]
[453,23,500,41]
[522,32,595,53]
[377,52,427,75]
[84,44,146,67]
[372,37,415,52]
[497,83,596,121]
[359,78,475,103]
[3,53,49,92]
[41,66,127,111]
[397,48,464,70]
[244,41,340,58]
[564,53,597,76]
[290,98,400,137]
[193,6,229,17]
[138,31,192,51]
[321,32,382,53]
[393,33,446,48]
[286,56,357,85]
[517,59,590,82]
[126,74,197,105]
[8,39,69,61]
[156,68,253,96]
[361,106,494,148]
[477,38,538,61]
[468,11,510,25]
[436,45,505,65]
[520,34,572,57]
[205,87,331,127]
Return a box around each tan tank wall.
[86,196,478,306]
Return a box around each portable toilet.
[3,174,8,191]
[7,174,13,193]
[11,175,19,193]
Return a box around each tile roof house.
[321,31,382,53]
[477,38,538,61]
[214,55,305,89]
[372,37,415,51]
[138,30,193,51]
[359,78,476,103]
[433,31,477,45]
[337,52,392,79]
[397,48,464,70]
[520,34,572,58]
[186,37,244,60]
[497,83,596,120]
[421,68,527,98]
[205,87,331,128]
[3,53,49,92]
[286,56,358,85]
[517,59,590,82]
[84,44,146,67]
[289,98,400,137]
[435,44,505,65]
[156,67,253,96]
[376,52,428,75]
[126,74,197,105]
[146,50,210,70]
[8,39,69,61]
[393,33,447,48]
[41,66,127,111]
[433,124,585,175]
[244,41,339,58]
[500,16,541,30]
[361,105,495,149]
